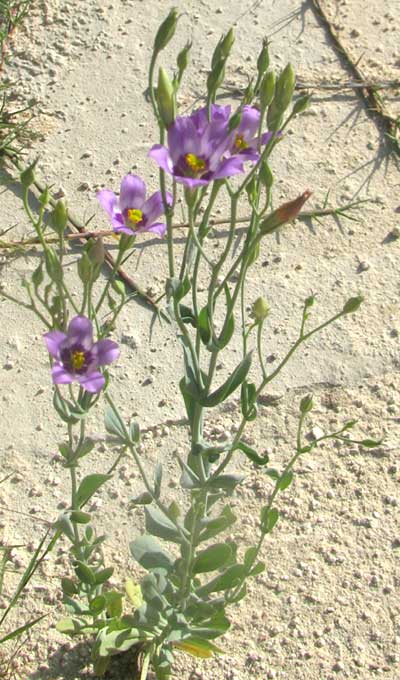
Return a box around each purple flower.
[44,316,120,393]
[227,105,274,161]
[97,174,172,238]
[148,105,246,189]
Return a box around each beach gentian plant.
[97,174,172,237]
[44,315,119,392]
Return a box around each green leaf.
[0,614,47,645]
[189,610,231,639]
[192,543,232,574]
[104,407,127,442]
[95,567,114,585]
[265,467,280,480]
[145,506,182,544]
[199,506,236,542]
[260,507,279,534]
[198,306,211,345]
[130,534,174,571]
[179,303,197,326]
[129,419,140,443]
[173,637,224,658]
[277,470,293,490]
[235,440,269,465]
[75,561,96,585]
[75,437,95,460]
[56,617,81,636]
[70,510,91,524]
[241,381,257,421]
[131,492,153,505]
[104,590,123,617]
[197,565,245,596]
[360,438,382,448]
[250,561,265,576]
[244,546,258,570]
[90,595,107,615]
[200,352,253,407]
[216,285,235,349]
[61,577,78,597]
[206,474,244,492]
[76,474,112,507]
[126,579,144,609]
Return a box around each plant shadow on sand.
[26,640,141,680]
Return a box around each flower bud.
[300,394,313,414]
[50,200,68,235]
[259,190,312,235]
[78,251,94,284]
[257,39,270,78]
[275,63,296,113]
[45,248,63,283]
[20,159,38,189]
[259,160,274,189]
[176,41,191,83]
[154,7,178,53]
[88,237,105,267]
[293,94,311,115]
[157,67,176,128]
[211,28,235,69]
[207,61,225,97]
[39,186,50,207]
[266,100,283,132]
[260,71,275,110]
[243,78,255,105]
[252,296,269,322]
[342,296,363,315]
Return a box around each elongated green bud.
[207,61,225,98]
[157,67,176,128]
[257,39,270,78]
[259,190,312,235]
[154,8,178,53]
[78,251,93,284]
[88,237,105,267]
[275,63,296,113]
[300,394,314,414]
[211,28,235,69]
[293,94,311,115]
[45,248,63,283]
[260,160,274,188]
[39,186,50,207]
[243,78,255,105]
[20,159,38,189]
[51,200,68,235]
[266,99,283,132]
[228,109,242,132]
[260,71,275,110]
[176,41,191,84]
[252,297,269,322]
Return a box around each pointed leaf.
[76,474,112,507]
[192,543,232,574]
[200,352,252,407]
[130,534,174,570]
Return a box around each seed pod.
[257,39,270,78]
[260,71,275,110]
[20,159,38,189]
[342,296,363,314]
[259,190,312,235]
[51,200,68,235]
[252,297,269,322]
[275,63,296,113]
[293,94,311,115]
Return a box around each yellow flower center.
[234,135,248,150]
[185,153,206,174]
[127,208,143,226]
[71,350,85,371]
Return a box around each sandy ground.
[0,0,399,678]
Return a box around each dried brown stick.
[3,151,158,309]
[309,0,399,145]
[0,203,359,250]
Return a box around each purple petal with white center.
[148,145,174,175]
[52,364,73,385]
[43,330,67,358]
[67,316,93,350]
[167,116,200,163]
[212,156,246,180]
[78,371,105,393]
[119,175,146,212]
[93,339,120,366]
[97,190,118,218]
[142,191,172,225]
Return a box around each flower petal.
[51,364,73,385]
[142,222,167,237]
[97,190,118,218]
[175,175,209,188]
[148,145,174,175]
[67,316,93,350]
[212,156,246,180]
[113,224,135,235]
[167,116,199,163]
[78,371,105,393]
[142,191,172,224]
[93,339,120,366]
[119,175,146,212]
[43,330,66,358]
[239,106,260,140]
